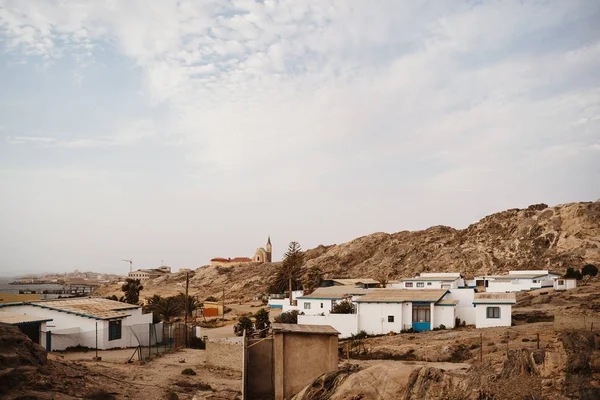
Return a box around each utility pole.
[222,288,225,324]
[185,272,189,348]
[288,277,293,303]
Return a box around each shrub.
[275,310,299,324]
[564,267,582,280]
[400,328,415,334]
[331,300,355,314]
[205,296,218,302]
[86,390,116,400]
[166,391,179,400]
[582,264,598,277]
[439,324,446,330]
[522,338,530,342]
[181,368,196,376]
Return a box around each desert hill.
[95,200,600,301]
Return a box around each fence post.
[480,333,483,363]
[95,322,98,359]
[537,333,540,350]
[148,323,151,360]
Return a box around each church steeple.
[266,236,272,262]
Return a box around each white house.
[476,270,560,293]
[0,297,158,351]
[0,311,53,345]
[553,278,577,291]
[298,288,516,338]
[473,293,516,328]
[390,273,465,290]
[295,287,369,315]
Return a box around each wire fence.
[44,322,203,362]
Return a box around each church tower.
[266,236,272,262]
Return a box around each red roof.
[210,257,253,263]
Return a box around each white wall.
[554,279,577,291]
[297,314,358,338]
[433,306,455,329]
[357,303,404,335]
[445,289,476,325]
[474,304,512,328]
[392,280,459,289]
[297,299,334,315]
[4,305,156,350]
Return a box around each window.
[320,303,324,308]
[304,302,311,310]
[388,315,394,323]
[108,320,122,341]
[486,307,500,319]
[427,282,432,286]
[405,282,413,288]
[558,280,564,285]
[416,282,424,288]
[412,306,430,322]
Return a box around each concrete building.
[295,286,368,315]
[243,323,339,400]
[391,272,465,289]
[0,311,52,345]
[128,266,171,281]
[473,293,516,328]
[211,237,272,266]
[0,297,157,351]
[475,270,560,292]
[554,278,577,291]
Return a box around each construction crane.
[122,259,133,273]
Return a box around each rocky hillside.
[96,200,600,301]
[302,201,600,280]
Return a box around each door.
[412,305,431,331]
[17,323,41,344]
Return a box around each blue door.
[412,304,431,331]
[413,322,431,331]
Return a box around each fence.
[553,310,600,331]
[44,322,202,362]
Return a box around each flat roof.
[356,289,448,303]
[298,287,369,300]
[272,323,339,335]
[436,299,459,306]
[0,311,53,325]
[473,293,516,304]
[402,276,459,282]
[15,297,140,320]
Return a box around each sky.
[0,1,599,276]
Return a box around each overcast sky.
[0,1,599,276]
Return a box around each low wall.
[206,339,243,372]
[298,314,358,338]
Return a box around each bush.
[400,328,415,334]
[439,324,446,330]
[331,300,355,314]
[564,267,582,280]
[205,296,218,302]
[181,368,196,376]
[582,264,598,277]
[275,310,299,324]
[166,391,179,400]
[234,316,254,336]
[189,336,206,349]
[86,390,116,400]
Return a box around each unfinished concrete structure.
[243,323,339,400]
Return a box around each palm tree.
[303,265,324,293]
[121,279,144,304]
[153,297,183,322]
[175,293,200,319]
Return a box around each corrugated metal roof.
[473,293,516,304]
[272,323,339,335]
[356,289,447,303]
[29,297,139,320]
[0,311,53,325]
[328,278,372,285]
[486,274,547,280]
[298,287,369,299]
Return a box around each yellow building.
[0,291,41,303]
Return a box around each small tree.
[234,316,254,336]
[564,267,582,280]
[176,293,200,319]
[275,310,299,324]
[121,279,144,304]
[205,296,218,302]
[376,273,389,288]
[331,300,355,314]
[303,265,324,293]
[268,242,304,293]
[582,264,598,278]
[254,308,271,336]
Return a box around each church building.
[210,237,272,266]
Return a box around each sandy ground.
[49,348,242,400]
